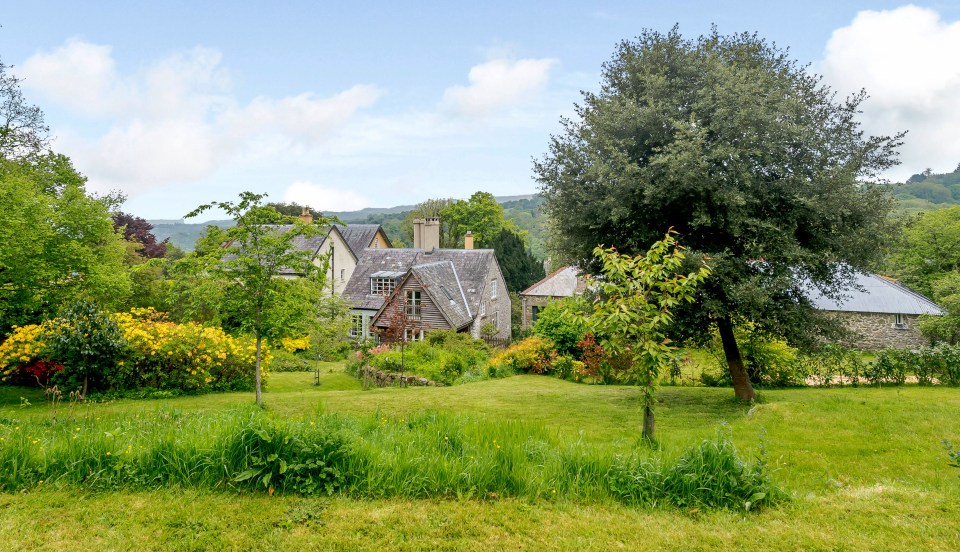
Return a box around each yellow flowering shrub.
[111,308,268,391]
[1,308,266,392]
[280,336,310,353]
[0,324,47,381]
[488,336,558,374]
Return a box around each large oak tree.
[535,28,903,401]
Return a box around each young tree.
[186,192,329,406]
[113,212,169,259]
[536,28,902,401]
[579,232,710,440]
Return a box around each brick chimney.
[299,207,313,224]
[464,231,474,250]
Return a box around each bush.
[867,348,910,385]
[270,349,313,372]
[1,308,264,393]
[488,336,557,375]
[531,299,588,357]
[363,331,492,385]
[46,300,126,394]
[794,344,866,387]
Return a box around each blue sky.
[3,1,960,218]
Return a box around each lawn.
[1,368,958,550]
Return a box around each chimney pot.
[464,231,474,250]
[299,207,313,224]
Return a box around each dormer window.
[369,270,404,295]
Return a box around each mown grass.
[2,368,959,549]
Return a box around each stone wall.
[358,366,445,387]
[834,311,927,350]
[520,295,554,329]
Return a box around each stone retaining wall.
[358,366,445,387]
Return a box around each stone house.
[802,272,943,350]
[342,218,511,342]
[518,266,586,329]
[275,209,392,296]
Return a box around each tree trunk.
[255,335,263,406]
[642,405,655,441]
[717,316,756,402]
[82,372,88,397]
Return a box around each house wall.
[370,230,391,249]
[471,262,511,340]
[349,309,378,340]
[317,232,357,296]
[520,295,555,329]
[832,311,926,350]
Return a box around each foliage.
[1,308,263,393]
[441,191,510,248]
[868,345,960,387]
[866,349,910,386]
[112,212,169,259]
[399,198,459,247]
[709,324,803,387]
[364,330,491,385]
[0,59,50,158]
[536,27,902,403]
[488,228,544,293]
[186,191,331,405]
[44,300,126,395]
[488,336,557,375]
[531,297,589,357]
[0,406,783,511]
[794,344,867,387]
[578,232,710,439]
[0,154,130,335]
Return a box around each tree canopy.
[185,192,330,405]
[535,28,903,400]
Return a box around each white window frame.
[370,277,395,296]
[404,327,424,342]
[350,314,364,337]
[491,279,498,299]
[406,290,422,319]
[479,301,486,317]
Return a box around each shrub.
[363,331,492,385]
[270,349,313,372]
[531,299,588,357]
[46,299,126,394]
[488,336,557,375]
[867,348,909,385]
[1,308,264,393]
[795,344,866,387]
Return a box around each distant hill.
[150,194,539,252]
[891,165,960,215]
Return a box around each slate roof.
[336,224,387,257]
[802,272,943,315]
[344,248,497,315]
[410,261,472,329]
[521,266,583,297]
[221,224,328,275]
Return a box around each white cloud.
[17,39,381,194]
[821,5,960,177]
[283,181,369,212]
[442,58,557,117]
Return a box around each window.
[370,277,395,296]
[494,311,499,330]
[404,328,423,341]
[531,305,540,322]
[406,290,422,319]
[491,279,498,299]
[340,269,346,281]
[894,313,908,329]
[479,301,486,317]
[350,314,364,337]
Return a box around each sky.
[3,1,960,219]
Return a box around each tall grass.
[0,407,783,510]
